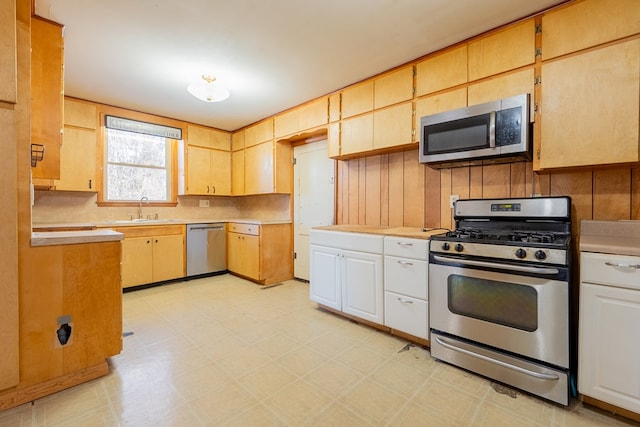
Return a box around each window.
[103,116,181,203]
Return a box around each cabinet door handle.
[605,261,640,269]
[146,240,151,244]
[397,260,413,266]
[397,297,413,304]
[88,179,92,189]
[396,242,413,247]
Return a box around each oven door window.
[448,274,538,332]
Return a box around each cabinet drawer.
[384,256,428,299]
[581,252,640,290]
[228,222,260,236]
[310,230,383,253]
[384,237,428,260]
[384,291,428,339]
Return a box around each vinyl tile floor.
[1,274,638,426]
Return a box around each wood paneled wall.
[336,149,640,239]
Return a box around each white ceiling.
[35,0,565,132]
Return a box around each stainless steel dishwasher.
[186,223,227,277]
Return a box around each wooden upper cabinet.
[231,130,245,151]
[542,0,640,60]
[537,39,640,170]
[64,99,96,129]
[244,141,274,194]
[416,45,468,96]
[231,149,245,196]
[274,97,328,139]
[374,66,414,109]
[341,81,374,119]
[0,0,16,104]
[328,122,340,158]
[55,127,96,191]
[187,124,230,150]
[414,88,467,135]
[329,93,341,122]
[31,17,64,180]
[244,118,273,148]
[185,146,231,195]
[467,68,534,106]
[373,102,413,149]
[468,19,535,81]
[274,109,299,138]
[340,113,373,155]
[298,97,328,131]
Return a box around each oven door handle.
[434,336,560,381]
[432,255,560,275]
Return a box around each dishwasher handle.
[189,225,225,231]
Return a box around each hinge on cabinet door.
[292,157,296,165]
[535,24,542,34]
[88,179,92,189]
[533,103,539,113]
[293,252,297,259]
[535,48,542,58]
[536,149,541,160]
[534,76,542,85]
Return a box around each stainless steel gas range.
[428,196,573,406]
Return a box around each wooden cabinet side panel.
[62,242,122,373]
[261,224,293,283]
[18,246,64,385]
[274,142,291,194]
[31,18,63,180]
[0,0,16,104]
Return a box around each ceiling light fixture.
[187,75,230,103]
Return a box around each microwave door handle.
[489,110,496,148]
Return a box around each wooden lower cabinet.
[227,222,292,285]
[116,225,185,288]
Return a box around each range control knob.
[535,250,547,260]
[441,242,450,251]
[515,248,527,259]
[454,243,464,252]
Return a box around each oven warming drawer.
[430,331,569,406]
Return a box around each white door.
[293,140,335,280]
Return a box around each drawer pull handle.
[397,297,413,304]
[397,260,413,266]
[605,261,640,269]
[397,242,414,246]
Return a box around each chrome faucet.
[138,196,149,219]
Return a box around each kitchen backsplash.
[32,191,291,223]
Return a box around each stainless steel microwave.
[419,93,531,168]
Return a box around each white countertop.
[580,220,640,257]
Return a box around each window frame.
[96,111,181,208]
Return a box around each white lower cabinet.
[383,237,429,339]
[579,252,640,414]
[310,230,384,325]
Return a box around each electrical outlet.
[199,200,209,208]
[450,194,459,208]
